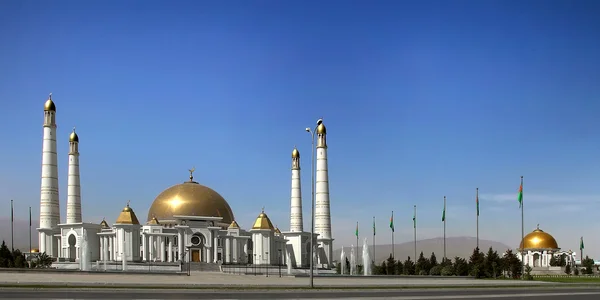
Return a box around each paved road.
[2,287,600,299]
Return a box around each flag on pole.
[476,191,480,216]
[355,222,359,237]
[29,207,31,226]
[11,200,14,223]
[517,182,523,208]
[389,213,394,232]
[373,217,376,236]
[412,212,416,228]
[442,206,446,222]
[580,237,585,250]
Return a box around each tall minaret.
[315,120,333,266]
[66,127,81,223]
[39,94,60,250]
[290,147,303,232]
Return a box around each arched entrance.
[533,253,540,267]
[190,233,205,262]
[68,234,77,261]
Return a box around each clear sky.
[1,0,600,258]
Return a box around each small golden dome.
[148,216,160,225]
[147,176,235,226]
[292,147,300,158]
[228,220,240,229]
[30,248,39,253]
[115,201,140,225]
[252,208,275,230]
[69,128,79,143]
[44,99,56,111]
[519,225,559,250]
[100,218,110,229]
[316,122,326,135]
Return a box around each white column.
[39,232,46,254]
[142,234,147,261]
[225,237,230,263]
[207,246,212,263]
[66,129,81,224]
[213,236,218,263]
[160,237,165,262]
[103,237,108,262]
[178,231,184,261]
[99,237,104,261]
[149,236,154,261]
[232,238,238,263]
[168,237,173,262]
[290,148,303,232]
[39,98,61,231]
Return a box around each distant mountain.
[334,237,511,263]
[0,218,39,251]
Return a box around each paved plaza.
[0,271,552,288]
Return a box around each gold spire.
[252,208,275,230]
[292,146,300,158]
[44,93,56,112]
[228,220,240,229]
[188,167,196,182]
[69,127,79,143]
[115,201,140,225]
[316,121,326,135]
[100,218,110,229]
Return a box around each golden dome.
[228,220,240,229]
[316,122,326,134]
[147,177,234,225]
[519,226,559,250]
[44,98,56,111]
[252,208,275,230]
[100,218,110,229]
[115,202,140,225]
[292,147,300,158]
[69,128,79,143]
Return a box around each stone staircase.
[187,262,221,272]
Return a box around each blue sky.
[1,0,600,258]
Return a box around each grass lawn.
[534,276,600,283]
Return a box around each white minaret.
[39,94,60,255]
[290,147,303,232]
[66,127,81,223]
[315,120,333,267]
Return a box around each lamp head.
[305,127,311,132]
[316,118,323,126]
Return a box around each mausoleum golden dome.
[519,225,559,250]
[147,171,234,226]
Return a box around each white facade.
[66,129,82,224]
[315,123,333,267]
[517,249,577,268]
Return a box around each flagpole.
[581,236,584,261]
[372,216,375,264]
[520,176,525,279]
[11,199,14,252]
[391,211,395,259]
[29,206,32,255]
[476,188,479,249]
[443,196,447,260]
[413,205,417,261]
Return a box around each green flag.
[373,217,376,236]
[412,212,416,229]
[442,207,446,222]
[476,189,479,216]
[517,182,523,208]
[389,212,394,232]
[580,237,584,250]
[355,222,359,237]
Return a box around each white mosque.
[516,225,577,268]
[36,94,335,271]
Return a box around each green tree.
[385,254,396,275]
[441,264,454,276]
[468,247,485,278]
[565,263,572,275]
[524,264,533,280]
[345,257,350,275]
[582,256,595,275]
[375,260,386,275]
[429,265,442,275]
[36,252,53,268]
[558,254,566,267]
[429,252,438,268]
[12,250,26,268]
[574,266,579,276]
[484,247,501,278]
[502,249,522,279]
[395,259,403,275]
[549,255,558,266]
[415,251,430,275]
[0,241,13,268]
[453,257,469,276]
[403,256,415,275]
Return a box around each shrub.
[441,265,454,276]
[429,265,442,276]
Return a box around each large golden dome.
[519,226,559,250]
[147,176,234,225]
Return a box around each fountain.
[79,229,90,271]
[362,238,372,276]
[350,245,356,275]
[340,248,346,275]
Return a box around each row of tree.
[0,240,53,268]
[549,254,597,275]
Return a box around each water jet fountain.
[362,238,372,275]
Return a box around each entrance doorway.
[192,249,200,262]
[68,234,76,261]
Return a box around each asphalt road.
[1,287,600,299]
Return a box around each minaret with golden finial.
[66,127,81,223]
[315,119,333,267]
[290,146,303,232]
[39,93,60,255]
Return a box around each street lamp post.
[305,118,323,289]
